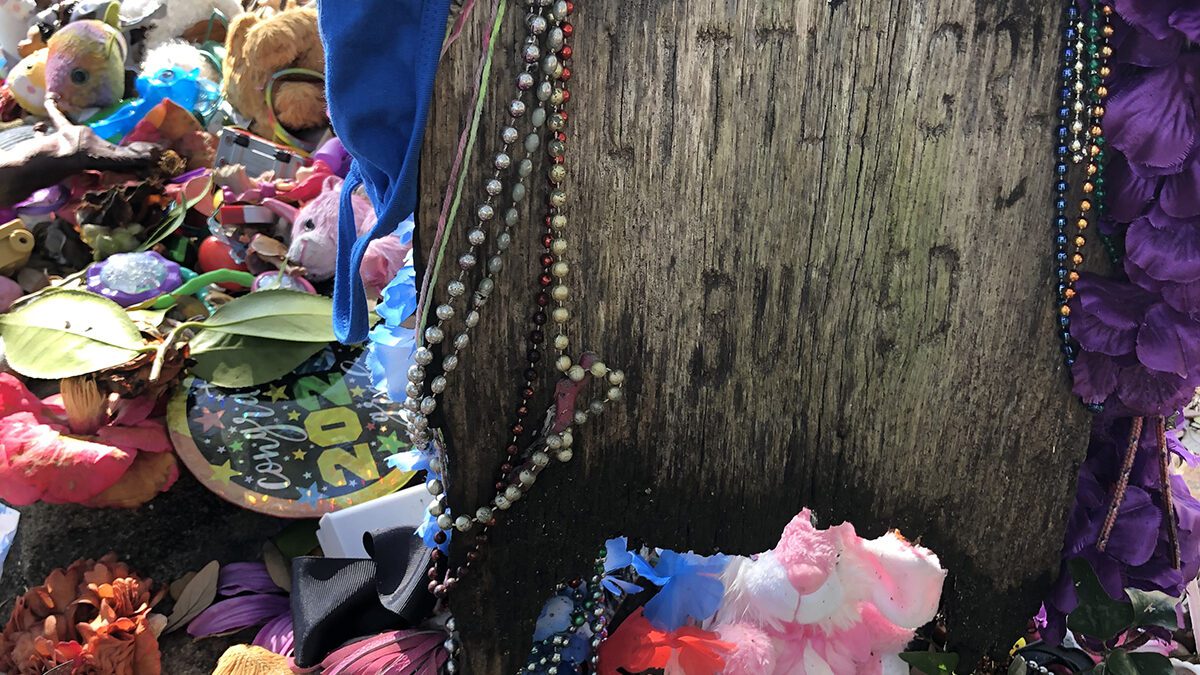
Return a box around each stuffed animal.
[118,0,243,50]
[7,48,48,116]
[222,6,326,137]
[44,19,127,114]
[140,39,219,83]
[262,175,408,296]
[0,0,36,78]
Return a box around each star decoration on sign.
[228,439,244,453]
[287,410,302,421]
[296,482,322,508]
[377,432,403,454]
[195,408,224,432]
[293,449,307,460]
[265,385,288,402]
[208,461,241,484]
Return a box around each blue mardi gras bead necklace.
[1053,0,1113,370]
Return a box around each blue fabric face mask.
[318,0,452,343]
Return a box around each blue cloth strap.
[319,0,452,343]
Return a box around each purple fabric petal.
[1115,361,1194,415]
[1072,275,1154,355]
[1137,303,1200,377]
[1116,24,1186,67]
[1072,350,1121,404]
[1160,279,1200,318]
[253,612,295,656]
[1101,485,1163,566]
[1107,59,1198,176]
[1114,0,1180,39]
[1169,6,1200,42]
[218,562,285,596]
[1126,217,1200,284]
[186,594,291,638]
[1108,151,1162,223]
[1163,156,1200,220]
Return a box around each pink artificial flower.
[711,509,946,674]
[0,374,175,507]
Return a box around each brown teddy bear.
[222,6,326,138]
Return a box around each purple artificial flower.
[1044,413,1200,645]
[186,561,294,656]
[1106,54,1200,178]
[1113,15,1188,68]
[1106,151,1162,223]
[1068,274,1200,414]
[1159,154,1200,218]
[1113,0,1200,43]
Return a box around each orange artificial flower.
[0,554,164,675]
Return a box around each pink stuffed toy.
[263,175,408,297]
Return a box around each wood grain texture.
[418,0,1090,671]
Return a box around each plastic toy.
[88,66,219,141]
[0,219,34,275]
[86,250,183,306]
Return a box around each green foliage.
[1066,558,1134,640]
[1125,588,1179,631]
[191,290,335,342]
[1096,650,1176,675]
[0,290,148,378]
[188,332,325,388]
[899,651,958,674]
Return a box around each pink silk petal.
[0,413,134,505]
[95,419,172,453]
[110,395,157,426]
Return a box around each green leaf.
[188,332,325,388]
[1007,656,1028,675]
[0,290,146,378]
[1127,652,1176,675]
[1125,588,1180,631]
[899,651,958,674]
[138,176,212,252]
[126,307,169,329]
[194,290,334,342]
[1067,558,1134,640]
[1104,651,1135,675]
[273,520,319,559]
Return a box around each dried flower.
[0,554,164,675]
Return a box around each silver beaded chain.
[404,0,624,542]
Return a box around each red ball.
[197,237,248,290]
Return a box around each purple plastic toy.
[86,251,183,306]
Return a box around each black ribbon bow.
[290,526,436,667]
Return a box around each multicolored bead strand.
[517,551,612,674]
[1052,0,1112,373]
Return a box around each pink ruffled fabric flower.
[710,509,946,674]
[0,374,176,507]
